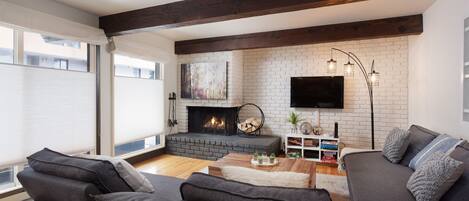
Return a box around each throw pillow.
[382,128,411,163]
[409,134,463,170]
[77,154,155,193]
[407,152,464,201]
[181,173,332,201]
[27,148,133,193]
[221,166,310,188]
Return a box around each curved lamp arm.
[331,48,373,98]
[330,48,376,149]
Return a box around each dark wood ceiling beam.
[99,0,366,36]
[175,14,423,55]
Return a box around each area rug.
[316,173,350,201]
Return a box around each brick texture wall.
[176,37,409,149]
[243,37,409,149]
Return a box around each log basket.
[236,103,265,137]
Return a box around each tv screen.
[290,76,344,108]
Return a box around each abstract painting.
[181,62,228,100]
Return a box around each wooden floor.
[135,154,345,179]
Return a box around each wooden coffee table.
[208,153,316,187]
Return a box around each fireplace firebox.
[187,106,238,135]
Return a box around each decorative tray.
[250,158,279,166]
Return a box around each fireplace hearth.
[166,105,281,160]
[187,106,238,135]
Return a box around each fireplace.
[187,106,238,135]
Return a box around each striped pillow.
[409,134,463,170]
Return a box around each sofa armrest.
[17,168,102,201]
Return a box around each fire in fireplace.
[204,116,225,129]
[188,106,238,135]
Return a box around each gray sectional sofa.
[344,125,469,201]
[18,157,331,201]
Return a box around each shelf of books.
[285,134,340,164]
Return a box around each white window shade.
[0,64,96,167]
[114,77,164,145]
[0,1,107,45]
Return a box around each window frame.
[114,134,164,158]
[113,54,163,80]
[0,164,23,195]
[0,25,97,73]
[0,25,15,65]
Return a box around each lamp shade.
[369,71,380,86]
[327,59,337,74]
[344,61,354,77]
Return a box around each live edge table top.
[208,153,316,187]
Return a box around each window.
[0,167,14,191]
[0,26,98,195]
[0,26,14,64]
[113,54,164,157]
[23,31,89,72]
[114,54,161,79]
[115,135,161,156]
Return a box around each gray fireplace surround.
[166,106,280,160]
[165,133,280,160]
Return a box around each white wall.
[176,38,409,149]
[409,0,469,139]
[243,38,409,149]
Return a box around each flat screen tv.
[290,76,344,108]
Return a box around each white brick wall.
[176,37,409,149]
[176,51,244,133]
[243,37,409,149]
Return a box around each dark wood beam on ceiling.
[175,14,423,54]
[99,0,366,36]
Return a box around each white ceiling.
[155,0,435,41]
[54,0,435,41]
[55,0,182,16]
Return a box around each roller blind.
[114,77,164,145]
[0,64,96,166]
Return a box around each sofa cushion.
[442,142,469,201]
[18,168,101,201]
[93,192,171,201]
[344,151,415,201]
[409,134,463,170]
[27,148,132,193]
[407,152,464,201]
[382,128,411,163]
[142,173,184,201]
[180,173,331,201]
[400,125,440,166]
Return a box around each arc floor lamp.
[327,48,379,149]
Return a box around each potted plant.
[287,112,303,134]
[253,151,259,161]
[269,153,276,164]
